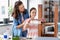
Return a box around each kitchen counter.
[20,37,60,40]
[0,35,60,40]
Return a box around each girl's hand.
[22,18,31,31]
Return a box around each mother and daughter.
[12,1,37,37]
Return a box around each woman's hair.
[30,7,36,13]
[12,1,23,19]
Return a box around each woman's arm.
[13,18,24,29]
[17,9,29,29]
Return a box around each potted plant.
[12,36,20,40]
[8,5,13,18]
[3,6,13,24]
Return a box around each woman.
[12,1,29,37]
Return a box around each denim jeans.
[22,30,27,37]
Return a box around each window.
[0,0,19,24]
[0,0,28,24]
[0,0,8,21]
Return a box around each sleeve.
[13,18,19,28]
[12,18,19,36]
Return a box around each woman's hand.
[17,22,24,29]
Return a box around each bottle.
[3,32,8,40]
[3,28,10,40]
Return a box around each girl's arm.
[22,21,29,31]
[25,23,29,28]
[17,18,31,29]
[23,18,31,31]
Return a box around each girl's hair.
[30,7,36,13]
[12,1,23,19]
[30,7,36,17]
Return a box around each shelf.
[44,23,54,25]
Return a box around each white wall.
[10,0,19,7]
[10,0,27,9]
[20,0,27,9]
[29,0,38,19]
[29,0,44,19]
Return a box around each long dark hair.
[12,1,23,19]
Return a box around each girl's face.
[30,9,36,18]
[19,4,25,12]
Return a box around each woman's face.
[30,9,36,18]
[19,4,25,12]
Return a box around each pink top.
[23,18,31,31]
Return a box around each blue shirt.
[12,9,29,37]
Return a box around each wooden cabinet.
[38,1,58,37]
[38,5,42,36]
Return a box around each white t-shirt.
[21,13,24,22]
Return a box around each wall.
[29,0,38,19]
[29,0,44,19]
[20,0,27,9]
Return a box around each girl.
[23,7,37,32]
